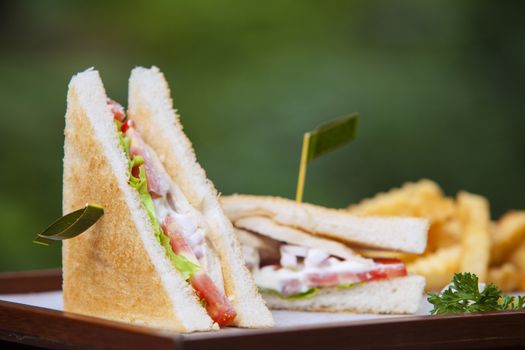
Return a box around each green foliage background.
[0,0,524,271]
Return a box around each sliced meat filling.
[247,242,407,297]
[109,99,236,326]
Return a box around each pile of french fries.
[348,179,525,291]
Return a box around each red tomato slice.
[302,258,407,290]
[162,216,195,258]
[368,269,388,280]
[131,165,140,178]
[162,215,237,326]
[374,259,407,279]
[190,273,237,326]
[121,120,131,133]
[107,99,126,122]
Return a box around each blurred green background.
[0,0,524,272]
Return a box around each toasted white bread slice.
[236,228,281,262]
[235,216,368,262]
[127,66,273,328]
[62,69,214,332]
[262,275,425,314]
[222,195,429,254]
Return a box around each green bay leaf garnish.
[33,204,104,246]
[296,113,359,202]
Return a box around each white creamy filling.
[124,123,226,291]
[147,155,226,293]
[153,190,206,260]
[253,244,381,296]
[134,134,208,262]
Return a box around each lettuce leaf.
[261,288,320,300]
[336,282,363,290]
[117,121,200,280]
[261,282,364,300]
[115,120,131,159]
[129,155,144,170]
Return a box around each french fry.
[348,179,459,255]
[516,270,525,291]
[509,240,525,291]
[510,240,525,272]
[349,179,525,291]
[427,217,462,252]
[348,179,456,223]
[407,245,461,291]
[457,192,491,282]
[487,263,519,292]
[491,211,525,266]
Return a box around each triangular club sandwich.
[62,68,273,332]
[221,195,429,314]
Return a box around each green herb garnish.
[33,204,104,246]
[428,272,525,314]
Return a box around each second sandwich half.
[222,195,429,314]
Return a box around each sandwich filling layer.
[108,99,236,326]
[243,236,408,300]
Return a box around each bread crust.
[262,275,425,314]
[62,70,213,332]
[222,195,429,254]
[235,216,368,262]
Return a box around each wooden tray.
[1,269,525,350]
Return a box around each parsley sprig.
[428,272,525,314]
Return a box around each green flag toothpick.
[295,113,359,202]
[33,204,104,246]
